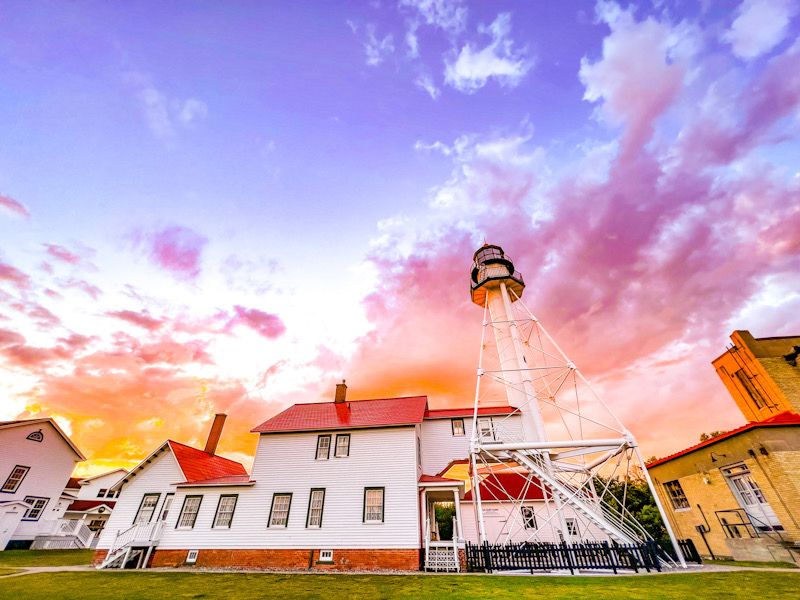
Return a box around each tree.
[592,476,668,543]
[434,503,456,541]
[699,430,725,442]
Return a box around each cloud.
[44,244,81,264]
[0,194,29,218]
[415,73,441,99]
[723,0,797,60]
[399,0,468,34]
[125,72,208,140]
[226,305,286,340]
[106,309,165,331]
[444,13,532,93]
[176,98,209,125]
[364,24,395,66]
[0,262,31,290]
[133,225,208,279]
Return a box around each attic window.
[26,429,44,443]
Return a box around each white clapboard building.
[0,418,86,550]
[95,383,598,571]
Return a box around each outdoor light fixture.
[710,452,727,463]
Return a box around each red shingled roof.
[251,396,429,433]
[463,472,546,501]
[66,500,115,512]
[424,406,517,419]
[65,477,82,489]
[168,440,248,482]
[176,475,255,487]
[647,411,800,468]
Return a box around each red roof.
[424,406,517,419]
[66,500,116,512]
[463,472,546,501]
[176,475,255,487]
[65,477,82,489]
[419,474,463,484]
[168,440,248,482]
[251,396,429,433]
[647,411,800,468]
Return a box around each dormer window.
[451,418,465,436]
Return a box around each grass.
[0,571,799,599]
[0,549,93,567]
[0,568,19,577]
[704,559,798,569]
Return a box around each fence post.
[482,541,493,574]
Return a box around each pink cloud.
[44,244,81,264]
[0,194,29,218]
[107,309,165,331]
[0,262,31,289]
[227,305,286,339]
[0,328,25,347]
[135,225,207,279]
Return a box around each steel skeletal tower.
[468,244,685,568]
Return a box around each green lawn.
[0,571,799,599]
[0,569,19,577]
[704,559,797,569]
[0,550,93,567]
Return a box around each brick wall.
[92,549,108,565]
[149,548,420,571]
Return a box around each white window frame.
[306,489,325,528]
[176,495,203,529]
[186,550,199,564]
[334,434,350,458]
[521,506,537,530]
[318,549,334,563]
[22,496,49,521]
[269,493,292,527]
[477,417,495,440]
[98,488,108,498]
[451,418,465,436]
[213,494,238,528]
[316,435,331,460]
[134,493,160,524]
[1,465,30,493]
[363,487,384,523]
[565,517,580,538]
[159,493,174,522]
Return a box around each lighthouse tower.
[468,243,686,568]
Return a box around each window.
[478,418,495,440]
[2,465,30,493]
[134,493,160,524]
[664,480,690,510]
[213,495,238,528]
[186,550,199,564]
[521,506,537,529]
[306,489,325,528]
[22,496,49,521]
[160,493,174,521]
[334,434,350,457]
[177,496,202,529]
[87,519,105,532]
[98,488,108,498]
[566,518,580,537]
[316,435,331,460]
[451,418,465,436]
[318,549,334,563]
[363,487,384,523]
[269,493,292,527]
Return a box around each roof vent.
[335,380,347,404]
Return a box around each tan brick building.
[648,331,800,564]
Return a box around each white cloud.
[399,0,468,34]
[723,0,796,59]
[364,24,395,66]
[405,22,420,58]
[415,73,441,99]
[125,72,208,140]
[444,13,533,94]
[176,98,209,125]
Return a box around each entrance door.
[722,464,782,531]
[0,505,25,550]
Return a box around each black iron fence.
[659,538,702,564]
[465,540,664,574]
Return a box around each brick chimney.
[334,380,347,404]
[204,413,227,455]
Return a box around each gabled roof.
[66,500,116,512]
[0,418,85,460]
[176,475,255,487]
[647,411,800,468]
[112,440,247,490]
[251,396,429,433]
[463,472,546,501]
[78,468,128,484]
[419,474,464,485]
[424,406,517,419]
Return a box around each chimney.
[204,413,227,455]
[334,380,347,404]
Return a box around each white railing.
[110,521,164,555]
[424,518,431,569]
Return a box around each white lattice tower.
[467,244,685,568]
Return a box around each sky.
[1,0,799,476]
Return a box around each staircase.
[31,519,95,550]
[98,521,163,569]
[425,544,460,572]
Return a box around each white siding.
[158,426,421,550]
[420,415,523,475]
[460,500,608,545]
[95,450,182,550]
[78,471,126,500]
[0,421,81,540]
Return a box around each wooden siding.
[94,450,183,550]
[420,415,523,475]
[0,421,81,540]
[158,427,421,550]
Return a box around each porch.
[419,475,465,572]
